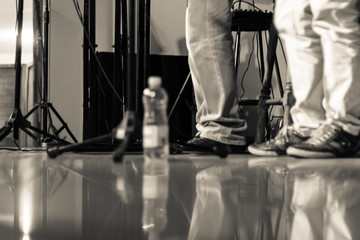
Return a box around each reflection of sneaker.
[248,126,309,156]
[287,124,360,158]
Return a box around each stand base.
[47,111,138,162]
[25,101,78,143]
[0,108,70,146]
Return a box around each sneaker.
[286,124,360,158]
[248,126,310,156]
[184,136,235,158]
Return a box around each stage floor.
[0,150,360,240]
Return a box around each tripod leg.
[26,125,69,144]
[0,125,12,142]
[21,127,40,142]
[48,104,78,143]
[23,104,40,119]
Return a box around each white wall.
[0,0,33,64]
[150,0,187,55]
[49,0,84,141]
[96,0,114,52]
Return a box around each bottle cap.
[148,76,162,89]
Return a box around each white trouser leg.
[274,0,326,131]
[274,0,360,135]
[186,0,246,145]
[311,0,360,135]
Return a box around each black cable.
[168,72,191,119]
[233,0,284,137]
[232,0,264,12]
[234,0,267,98]
[231,0,241,9]
[72,0,126,109]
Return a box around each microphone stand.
[47,111,137,162]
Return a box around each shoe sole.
[286,146,336,158]
[247,145,283,157]
[182,144,229,158]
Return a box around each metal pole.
[14,0,24,111]
[42,0,49,139]
[127,0,136,111]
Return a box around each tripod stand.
[0,0,77,146]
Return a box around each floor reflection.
[285,160,360,240]
[0,152,359,240]
[142,160,169,239]
[188,164,266,240]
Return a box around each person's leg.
[248,0,321,156]
[311,0,360,134]
[287,0,360,158]
[275,0,326,132]
[186,0,246,146]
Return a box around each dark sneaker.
[248,126,310,156]
[184,136,232,158]
[229,144,248,154]
[286,124,360,158]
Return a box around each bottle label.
[143,125,168,148]
[143,175,169,199]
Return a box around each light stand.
[28,0,78,144]
[0,0,65,146]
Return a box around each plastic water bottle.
[142,161,169,239]
[142,76,169,239]
[142,76,169,163]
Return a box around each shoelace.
[307,124,340,145]
[267,126,292,144]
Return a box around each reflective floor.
[0,150,360,240]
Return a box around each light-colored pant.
[274,0,360,135]
[186,0,247,145]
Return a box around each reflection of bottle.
[142,161,169,239]
[142,76,169,162]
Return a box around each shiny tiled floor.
[0,150,360,240]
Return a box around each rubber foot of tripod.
[47,146,61,158]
